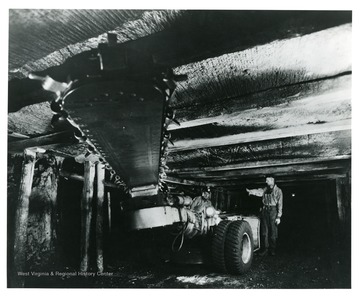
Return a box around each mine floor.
[24,244,350,289]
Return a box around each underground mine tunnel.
[7,9,351,288]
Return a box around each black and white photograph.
[5,5,355,290]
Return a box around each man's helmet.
[201,186,211,193]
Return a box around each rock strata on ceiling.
[8,10,352,186]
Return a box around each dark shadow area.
[55,177,82,270]
[21,177,350,288]
[232,179,351,288]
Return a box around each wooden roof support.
[80,160,95,272]
[10,149,36,288]
[167,155,351,175]
[205,173,349,188]
[8,131,75,154]
[167,129,351,170]
[172,159,350,181]
[107,192,112,234]
[336,178,346,223]
[96,163,105,273]
[335,176,351,226]
[163,177,212,187]
[168,119,351,153]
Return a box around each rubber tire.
[211,220,232,273]
[225,220,254,274]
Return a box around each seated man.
[190,186,213,213]
[186,186,220,237]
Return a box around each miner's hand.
[275,218,281,225]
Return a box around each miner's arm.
[246,188,265,197]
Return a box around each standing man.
[246,176,283,256]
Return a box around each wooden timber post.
[226,190,231,211]
[107,192,112,233]
[336,177,351,226]
[26,153,61,272]
[324,180,334,238]
[212,189,218,209]
[12,149,36,288]
[80,160,95,272]
[96,163,105,273]
[336,178,345,223]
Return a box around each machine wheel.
[211,220,232,273]
[225,220,254,274]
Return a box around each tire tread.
[211,220,232,273]
[225,220,254,274]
